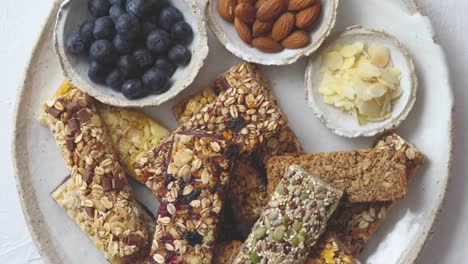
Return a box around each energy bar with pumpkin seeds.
[234,165,343,264]
[266,148,409,203]
[307,234,357,264]
[52,177,155,264]
[42,86,149,261]
[213,240,242,264]
[134,66,286,199]
[150,132,236,264]
[326,133,424,256]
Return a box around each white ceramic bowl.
[206,0,339,65]
[54,0,208,107]
[305,25,417,138]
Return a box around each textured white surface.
[1,0,466,263]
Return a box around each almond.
[256,0,285,22]
[287,0,317,11]
[295,3,321,29]
[255,0,268,9]
[235,3,257,24]
[281,30,310,49]
[252,37,284,52]
[234,17,253,44]
[218,0,237,22]
[238,0,256,4]
[253,20,273,37]
[271,12,295,41]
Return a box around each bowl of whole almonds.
[206,0,339,65]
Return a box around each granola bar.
[42,87,149,261]
[172,86,219,125]
[267,149,409,203]
[52,177,155,263]
[327,133,424,256]
[234,165,343,264]
[134,66,286,198]
[213,240,242,264]
[99,105,169,182]
[307,234,357,264]
[150,132,235,264]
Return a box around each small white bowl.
[54,0,208,107]
[305,25,417,138]
[206,0,339,66]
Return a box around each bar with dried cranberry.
[150,132,235,264]
[234,165,343,264]
[42,87,149,261]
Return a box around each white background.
[0,0,465,263]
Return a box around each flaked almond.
[218,0,237,22]
[287,0,317,11]
[253,20,273,37]
[234,17,253,44]
[252,37,284,52]
[255,0,268,9]
[295,3,321,29]
[281,30,310,49]
[235,3,257,24]
[256,0,285,22]
[271,12,295,41]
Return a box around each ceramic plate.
[12,0,453,263]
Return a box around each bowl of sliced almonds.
[206,0,339,65]
[305,25,417,138]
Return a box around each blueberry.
[116,14,141,39]
[154,57,176,76]
[117,55,139,77]
[126,0,151,18]
[144,15,160,25]
[88,60,109,83]
[105,69,125,91]
[113,34,134,54]
[158,6,183,31]
[66,32,88,55]
[141,21,158,35]
[88,0,110,18]
[171,21,193,44]
[142,68,169,94]
[93,16,115,40]
[109,5,125,22]
[133,48,154,69]
[109,0,123,6]
[149,0,167,11]
[121,79,147,99]
[146,29,171,54]
[168,44,191,65]
[80,19,96,42]
[89,39,116,65]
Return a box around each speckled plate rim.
[11,0,454,263]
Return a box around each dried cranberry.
[160,233,174,244]
[159,202,170,217]
[227,116,246,133]
[185,231,203,246]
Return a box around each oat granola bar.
[172,86,219,125]
[213,240,242,264]
[150,132,235,264]
[266,149,408,203]
[234,165,343,264]
[52,177,154,263]
[307,234,357,264]
[327,133,424,256]
[42,87,149,261]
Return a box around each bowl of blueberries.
[54,0,208,107]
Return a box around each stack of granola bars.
[42,62,424,264]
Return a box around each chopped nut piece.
[151,133,235,263]
[42,85,149,261]
[307,234,357,264]
[234,165,343,263]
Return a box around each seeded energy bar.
[52,177,155,264]
[150,133,235,264]
[42,87,149,261]
[213,240,242,264]
[234,165,343,264]
[307,234,357,264]
[267,148,408,203]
